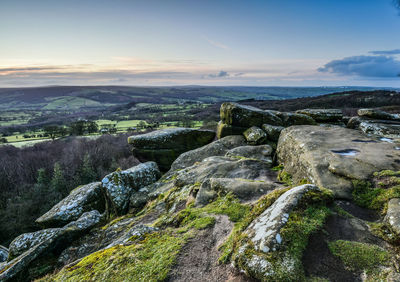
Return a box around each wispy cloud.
[204,36,229,50]
[369,49,400,55]
[318,55,400,77]
[205,70,230,78]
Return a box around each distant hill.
[0,85,393,111]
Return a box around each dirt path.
[168,215,254,282]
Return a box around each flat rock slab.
[277,125,400,198]
[296,109,343,122]
[195,177,281,205]
[385,198,400,235]
[36,182,104,227]
[225,144,273,165]
[170,135,247,171]
[358,108,399,121]
[245,184,320,253]
[102,162,161,215]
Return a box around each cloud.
[206,70,230,78]
[204,37,229,50]
[0,66,63,73]
[318,55,400,77]
[369,49,400,55]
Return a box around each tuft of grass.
[328,240,390,274]
[278,170,293,186]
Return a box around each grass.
[328,240,390,273]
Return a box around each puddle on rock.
[331,149,360,156]
[380,138,394,143]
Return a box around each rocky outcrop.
[0,211,101,281]
[170,135,246,171]
[128,128,215,170]
[385,198,400,235]
[243,126,267,145]
[0,246,8,263]
[195,177,280,205]
[216,121,247,139]
[296,109,343,122]
[245,184,319,253]
[276,112,316,126]
[220,102,282,128]
[277,125,400,198]
[36,182,104,227]
[102,162,161,215]
[225,144,273,165]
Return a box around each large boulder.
[357,108,399,120]
[195,177,280,205]
[128,128,215,170]
[347,116,400,138]
[102,162,161,215]
[243,126,267,145]
[225,144,273,165]
[245,184,320,253]
[170,135,246,171]
[36,182,104,227]
[296,109,343,122]
[0,246,8,263]
[220,102,282,128]
[0,211,101,281]
[277,125,400,198]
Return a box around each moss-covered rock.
[225,144,273,165]
[216,121,247,139]
[261,124,284,142]
[296,109,343,122]
[102,162,161,216]
[243,126,267,145]
[277,112,317,126]
[357,108,397,120]
[36,182,104,228]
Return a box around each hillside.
[2,102,400,281]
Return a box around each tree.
[69,121,86,136]
[87,121,99,134]
[44,125,61,140]
[50,162,67,195]
[78,153,97,184]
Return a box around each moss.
[271,164,284,171]
[352,179,400,213]
[373,170,400,178]
[277,170,293,186]
[328,240,390,274]
[368,222,400,245]
[38,231,188,282]
[333,205,353,218]
[187,216,216,230]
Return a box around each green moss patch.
[38,231,189,282]
[328,240,390,274]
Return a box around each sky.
[1,0,400,87]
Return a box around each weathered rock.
[277,112,317,127]
[195,177,280,205]
[358,108,398,120]
[243,126,267,145]
[347,116,400,138]
[8,229,60,260]
[0,211,101,281]
[102,162,161,215]
[262,124,284,141]
[216,121,247,139]
[0,246,8,263]
[385,198,400,235]
[225,144,273,165]
[170,135,247,171]
[36,182,104,227]
[245,184,320,253]
[128,128,215,170]
[296,109,343,122]
[104,224,157,249]
[277,126,400,198]
[220,102,282,128]
[173,156,278,188]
